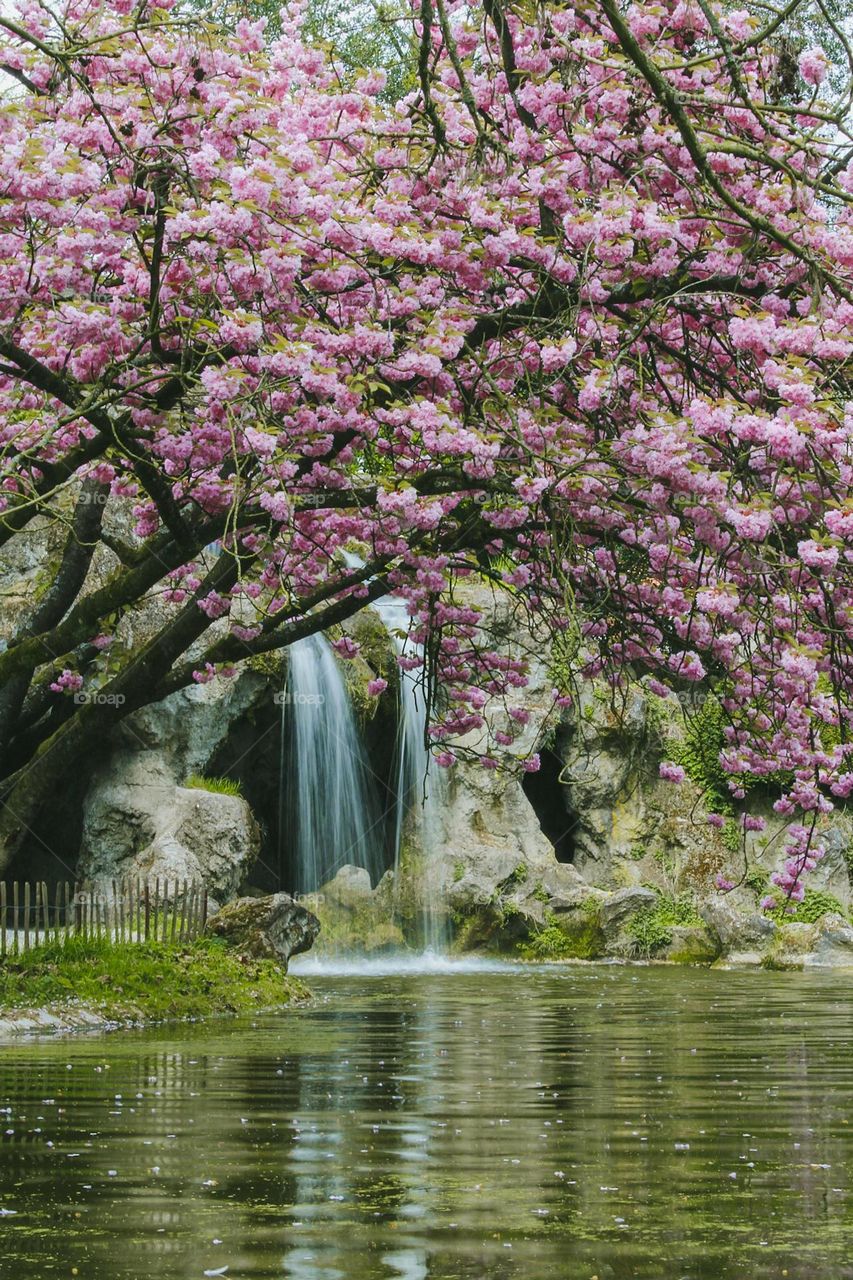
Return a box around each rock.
[80,770,260,906]
[599,886,658,956]
[814,821,853,907]
[323,865,374,906]
[811,914,853,967]
[207,893,319,965]
[763,921,818,970]
[310,868,406,954]
[662,925,720,965]
[699,896,777,957]
[600,886,658,931]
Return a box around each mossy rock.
[761,921,818,970]
[662,925,720,966]
[518,907,606,961]
[207,893,319,965]
[451,902,534,954]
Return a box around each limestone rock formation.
[699,896,777,962]
[80,750,261,906]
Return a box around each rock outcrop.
[207,893,320,964]
[79,734,263,908]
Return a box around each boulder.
[308,866,406,954]
[661,925,720,965]
[599,886,659,956]
[322,864,374,906]
[699,896,777,957]
[207,893,320,965]
[811,914,853,967]
[80,764,260,906]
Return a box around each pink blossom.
[799,48,828,87]
[50,669,84,694]
[659,762,686,783]
[367,678,388,696]
[331,637,360,659]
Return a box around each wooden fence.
[0,879,209,958]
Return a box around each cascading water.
[279,634,383,895]
[372,596,447,952]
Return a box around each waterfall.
[372,596,447,951]
[280,634,383,895]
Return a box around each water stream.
[279,634,383,894]
[371,595,446,952]
[278,588,447,946]
[1,964,851,1278]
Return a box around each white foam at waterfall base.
[289,951,526,977]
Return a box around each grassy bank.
[0,935,309,1031]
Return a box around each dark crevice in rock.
[205,693,285,893]
[521,744,577,864]
[4,767,92,890]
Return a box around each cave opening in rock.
[522,744,577,863]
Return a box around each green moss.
[518,908,604,961]
[548,625,582,699]
[744,864,771,897]
[183,773,243,797]
[667,696,732,812]
[666,929,720,965]
[0,935,308,1024]
[246,650,286,680]
[628,893,703,956]
[452,860,466,883]
[652,846,677,878]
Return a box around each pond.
[1,960,851,1279]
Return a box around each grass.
[0,935,308,1026]
[183,773,243,797]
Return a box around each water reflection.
[0,965,852,1278]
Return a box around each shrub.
[628,893,702,956]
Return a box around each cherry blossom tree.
[0,0,852,901]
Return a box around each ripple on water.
[0,965,851,1280]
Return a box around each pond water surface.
[0,960,851,1279]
